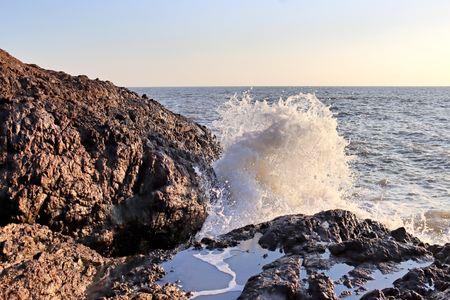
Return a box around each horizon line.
[128,85,450,88]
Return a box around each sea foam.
[198,92,449,245]
[199,92,359,236]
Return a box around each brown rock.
[0,49,221,256]
[0,223,187,300]
[238,255,302,300]
[0,223,103,299]
[308,273,338,300]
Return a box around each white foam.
[197,91,448,245]
[191,249,243,298]
[200,92,357,237]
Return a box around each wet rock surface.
[238,255,302,300]
[0,49,220,256]
[199,210,449,300]
[4,209,446,299]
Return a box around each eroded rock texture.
[198,210,449,300]
[0,223,187,299]
[0,49,220,256]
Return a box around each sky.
[1,0,450,87]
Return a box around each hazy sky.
[2,0,450,86]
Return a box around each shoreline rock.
[0,49,221,256]
[198,210,449,300]
[0,50,448,299]
[0,223,188,299]
[2,209,447,299]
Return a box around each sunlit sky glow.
[2,0,450,86]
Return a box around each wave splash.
[199,92,359,236]
[198,92,449,245]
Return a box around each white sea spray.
[198,91,449,245]
[199,92,360,236]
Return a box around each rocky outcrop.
[1,209,447,299]
[0,223,187,299]
[1,50,447,300]
[0,49,220,256]
[198,210,449,300]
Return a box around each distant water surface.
[132,87,450,244]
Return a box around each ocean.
[132,87,450,245]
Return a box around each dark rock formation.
[238,255,302,300]
[0,49,220,256]
[199,210,449,300]
[381,243,450,300]
[0,223,187,299]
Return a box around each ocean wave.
[198,91,449,245]
[199,92,357,236]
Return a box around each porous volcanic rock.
[238,255,302,300]
[0,223,187,299]
[197,210,448,300]
[380,249,450,299]
[0,49,221,256]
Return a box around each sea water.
[133,87,450,245]
[158,234,284,299]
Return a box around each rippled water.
[132,87,450,244]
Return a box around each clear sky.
[1,0,450,87]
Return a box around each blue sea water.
[132,87,450,244]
